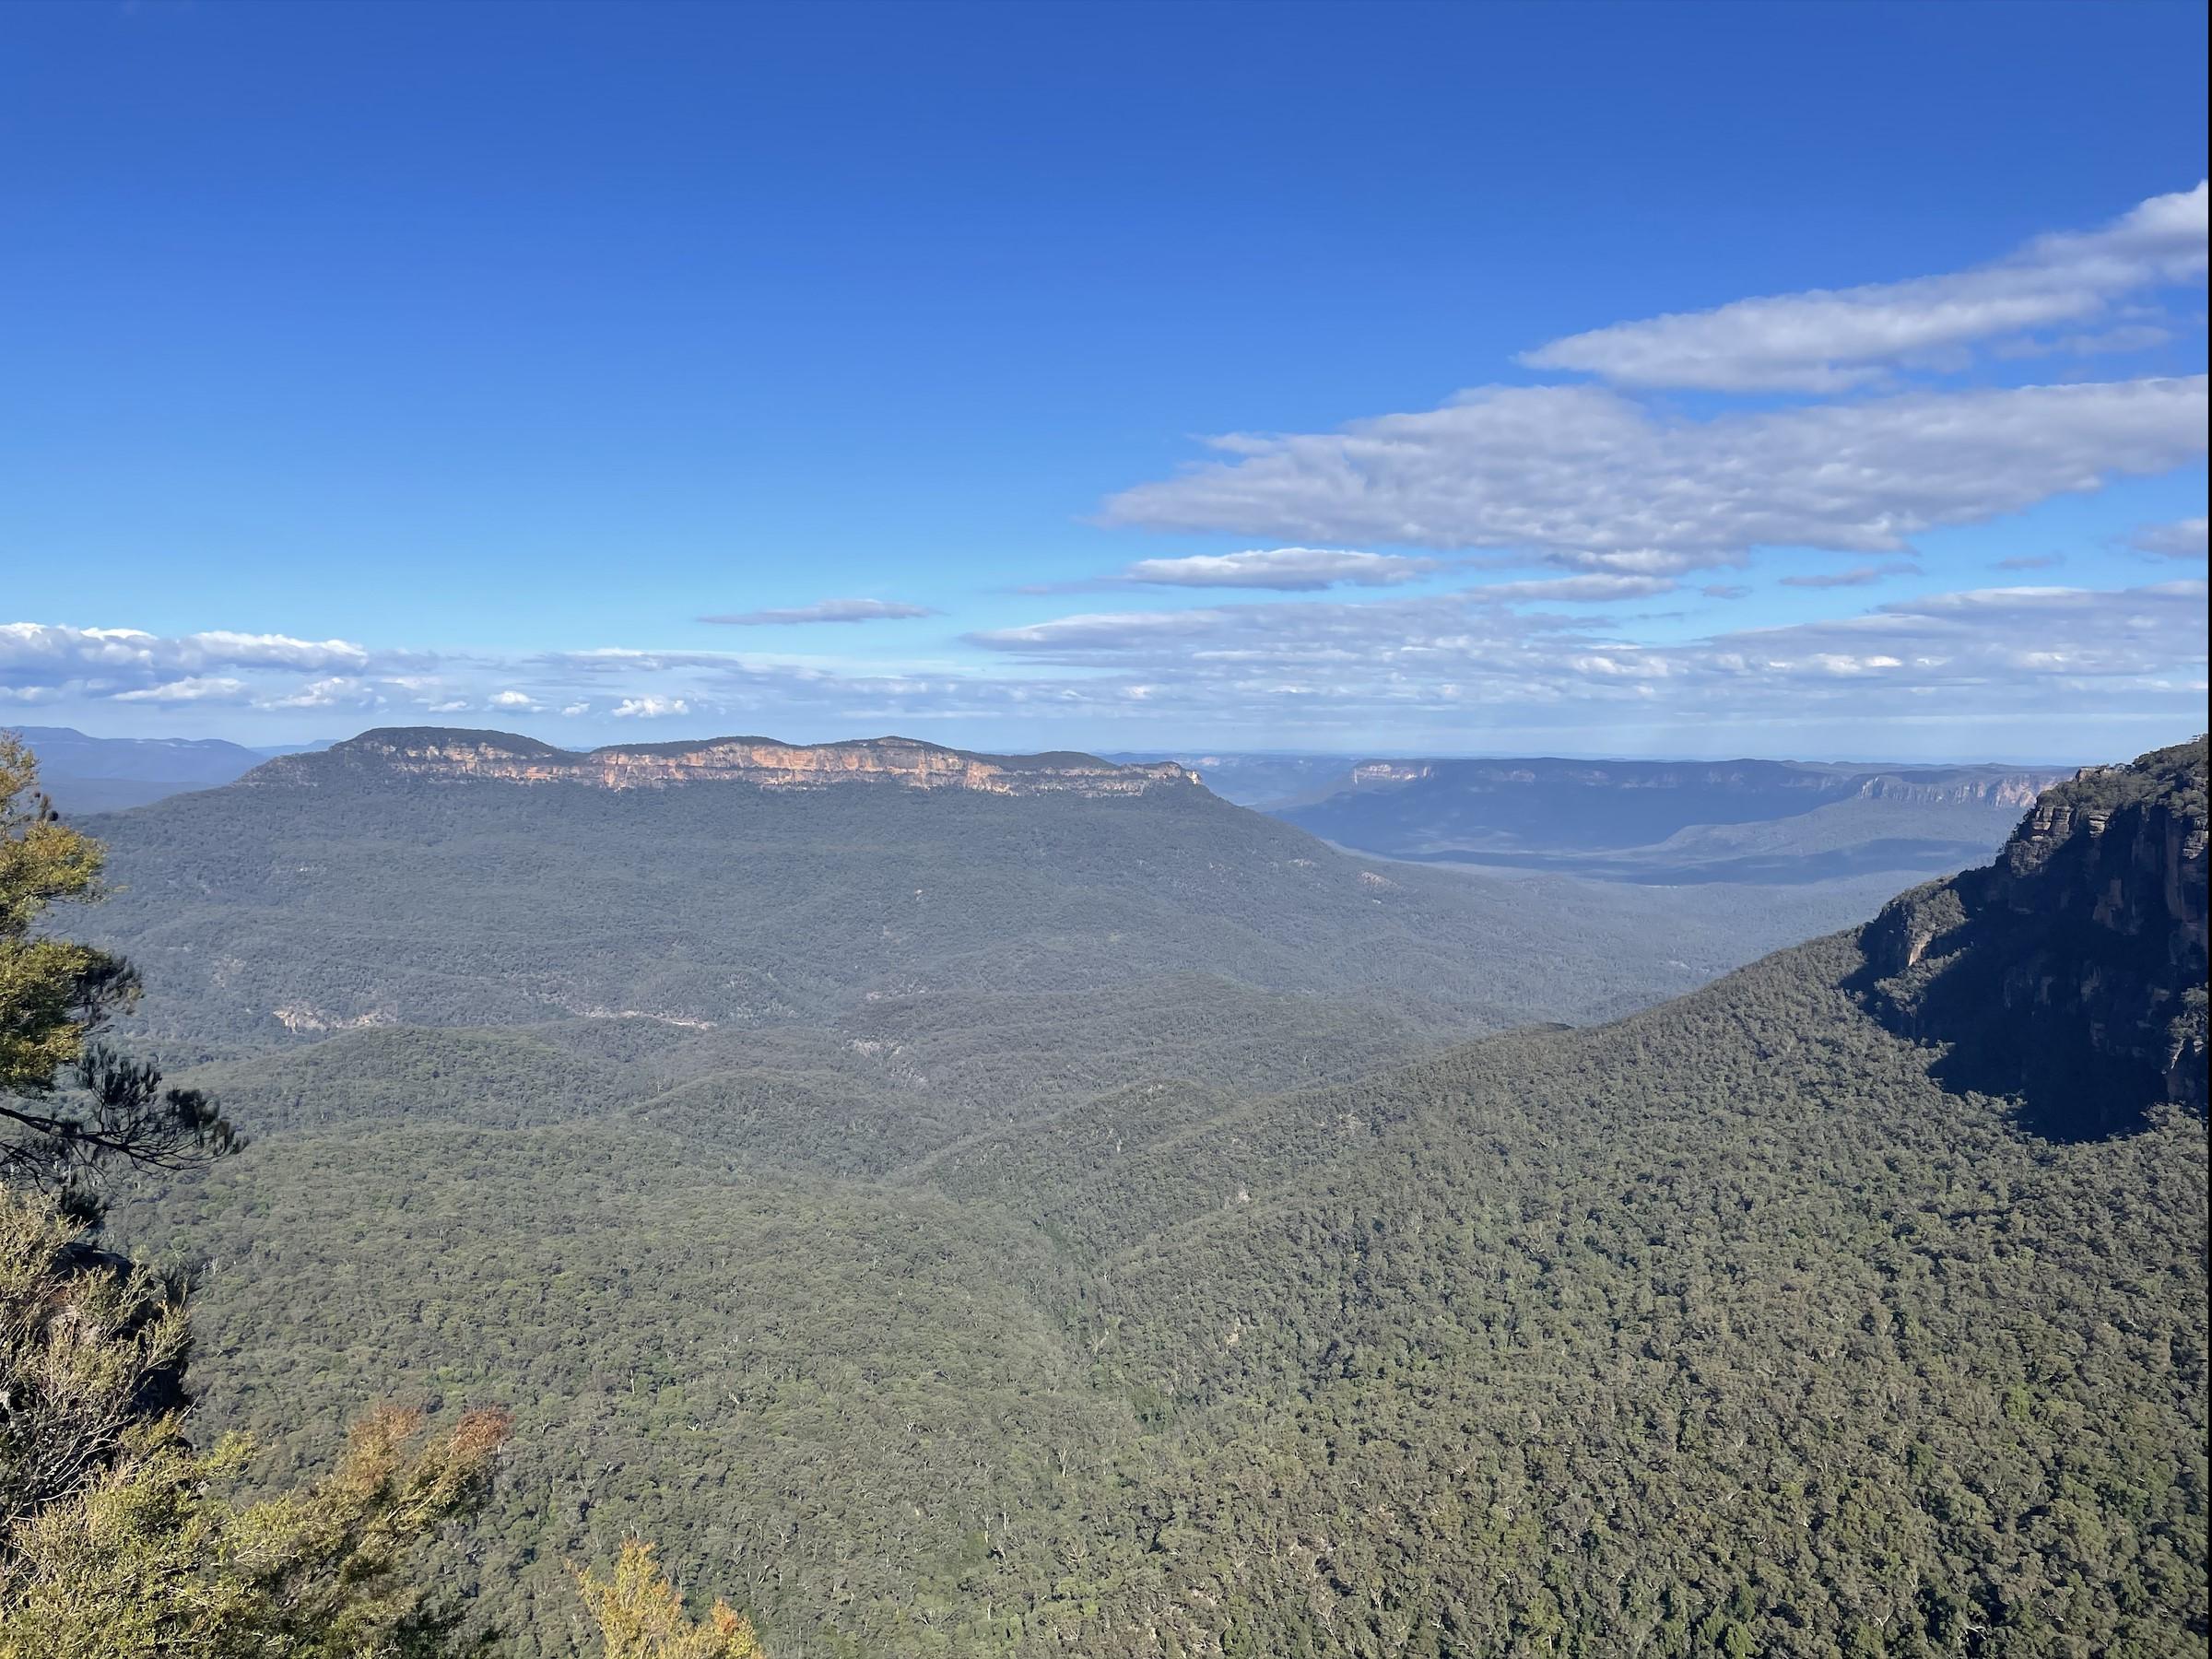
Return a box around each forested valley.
[3,728,2205,1657]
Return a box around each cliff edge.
[242,728,1202,797]
[1858,735,2208,1136]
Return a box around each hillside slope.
[83,728,1841,1053]
[121,737,2208,1658]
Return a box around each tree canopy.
[1,735,237,1221]
[1,735,755,1656]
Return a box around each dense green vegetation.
[124,924,2205,1657]
[1,733,515,1658]
[78,735,2205,1656]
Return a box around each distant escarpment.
[1340,757,2063,806]
[1282,755,2072,859]
[1859,735,2208,1136]
[245,728,1200,797]
[1848,772,2049,808]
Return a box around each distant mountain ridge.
[92,728,1819,1053]
[3,724,313,812]
[1294,755,2072,846]
[246,726,1199,797]
[1262,751,2079,892]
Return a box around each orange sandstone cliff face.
[249,730,1200,797]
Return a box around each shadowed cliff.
[1856,735,2208,1139]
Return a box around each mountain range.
[50,727,2208,1657]
[5,724,319,812]
[79,728,1911,1058]
[1157,751,2080,888]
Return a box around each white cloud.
[1103,376,2206,572]
[0,622,431,718]
[25,571,2174,746]
[969,608,1242,653]
[1993,323,2174,360]
[32,575,2177,751]
[258,676,386,711]
[2131,515,2207,559]
[1522,182,2207,391]
[1119,547,1441,590]
[963,578,2206,734]
[1470,573,1678,603]
[488,689,542,711]
[700,598,935,626]
[612,695,692,719]
[0,622,371,687]
[111,676,251,704]
[1778,561,1920,590]
[1700,581,2207,687]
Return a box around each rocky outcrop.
[1349,761,1430,787]
[1337,757,2065,805]
[245,728,1200,797]
[1853,771,2065,808]
[1859,736,2208,1136]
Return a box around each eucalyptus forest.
[0,727,2203,1655]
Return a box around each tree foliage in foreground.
[0,1182,511,1657]
[2,1081,747,1659]
[1,734,237,1221]
[0,1183,188,1533]
[577,1539,767,1659]
[2,737,759,1656]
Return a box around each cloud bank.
[1104,377,2206,573]
[2132,516,2207,560]
[1119,547,1441,590]
[1522,182,2208,392]
[6,575,2202,754]
[700,598,936,626]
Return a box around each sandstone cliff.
[244,728,1200,797]
[1859,735,2208,1135]
[1851,771,2059,808]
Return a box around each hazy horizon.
[6,715,2164,775]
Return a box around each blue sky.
[2,0,2205,760]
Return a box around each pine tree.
[1,734,237,1221]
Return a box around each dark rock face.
[1858,736,2208,1138]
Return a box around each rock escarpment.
[246,728,1201,797]
[1289,755,2075,865]
[1859,735,2208,1135]
[1851,771,2056,808]
[1339,758,2065,804]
